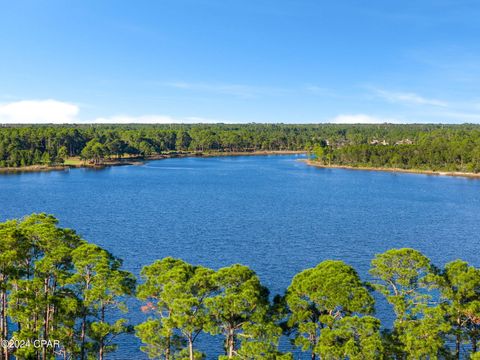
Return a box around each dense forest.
[2,124,480,172]
[0,214,479,359]
[312,127,480,173]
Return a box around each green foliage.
[56,145,68,163]
[312,141,331,165]
[81,138,107,164]
[286,260,376,359]
[41,151,52,165]
[232,321,293,359]
[70,243,136,359]
[136,318,185,359]
[322,127,480,173]
[371,248,450,359]
[437,260,480,358]
[3,123,480,171]
[396,306,451,360]
[0,214,135,360]
[136,258,215,360]
[204,264,274,358]
[317,316,383,359]
[136,261,290,359]
[1,214,480,358]
[370,248,434,318]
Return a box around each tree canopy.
[2,123,480,173]
[0,215,479,359]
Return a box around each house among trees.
[370,139,389,145]
[395,138,414,145]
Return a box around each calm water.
[1,155,480,358]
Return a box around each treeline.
[0,124,317,167]
[313,127,480,172]
[1,214,479,359]
[2,123,480,170]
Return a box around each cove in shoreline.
[302,159,480,179]
[0,151,306,174]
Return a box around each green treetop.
[437,260,480,358]
[71,243,136,360]
[136,257,215,360]
[286,260,376,360]
[370,248,450,359]
[204,264,274,359]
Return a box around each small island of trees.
[0,214,479,359]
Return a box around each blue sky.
[1,0,480,123]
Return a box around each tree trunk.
[0,289,3,360]
[81,277,90,360]
[34,311,38,360]
[188,335,194,360]
[455,318,461,360]
[227,328,235,359]
[455,333,460,359]
[310,331,317,360]
[99,305,105,360]
[80,313,87,360]
[1,287,7,360]
[165,336,170,360]
[43,277,50,360]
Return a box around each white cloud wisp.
[328,114,399,124]
[372,88,448,107]
[92,115,224,124]
[0,99,79,124]
[0,99,228,124]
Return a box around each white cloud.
[0,99,79,123]
[328,114,399,124]
[92,115,225,124]
[92,115,180,124]
[372,88,448,107]
[0,99,228,124]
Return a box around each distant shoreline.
[0,151,306,173]
[302,159,480,179]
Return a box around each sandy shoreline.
[302,159,480,179]
[0,151,306,173]
[3,154,479,179]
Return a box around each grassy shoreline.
[303,159,480,179]
[0,150,306,173]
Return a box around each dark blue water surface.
[1,155,479,358]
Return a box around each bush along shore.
[0,213,479,359]
[303,159,480,179]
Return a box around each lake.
[1,154,479,358]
